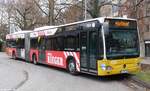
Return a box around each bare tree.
[119,0,150,39]
[63,4,82,23]
[0,1,9,39]
[5,0,44,30]
[33,0,55,25]
[63,0,124,19]
[33,0,76,25]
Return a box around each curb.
[141,63,150,71]
[131,76,150,89]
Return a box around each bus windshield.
[105,29,139,59]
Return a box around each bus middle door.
[38,37,46,63]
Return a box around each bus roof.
[34,26,56,31]
[56,17,137,28]
[6,31,32,39]
[30,26,58,38]
[33,17,137,31]
[29,17,137,38]
[13,31,32,34]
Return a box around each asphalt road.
[0,52,134,91]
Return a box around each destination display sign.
[105,19,137,29]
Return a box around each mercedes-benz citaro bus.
[6,17,141,76]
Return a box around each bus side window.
[17,39,24,48]
[56,37,64,51]
[30,38,38,49]
[48,38,57,50]
[50,38,54,50]
[53,38,57,50]
[6,40,11,47]
[65,36,76,51]
[11,40,16,48]
[46,38,51,50]
[76,34,80,51]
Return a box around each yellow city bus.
[6,17,141,76]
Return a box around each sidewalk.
[142,57,150,65]
[128,57,150,90]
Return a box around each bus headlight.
[101,64,106,70]
[101,64,112,71]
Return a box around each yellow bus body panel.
[97,58,141,76]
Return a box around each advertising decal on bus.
[45,51,80,71]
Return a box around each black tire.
[12,52,17,60]
[68,59,77,75]
[32,55,37,65]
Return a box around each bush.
[0,42,2,52]
[0,39,4,52]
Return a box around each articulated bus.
[6,31,31,59]
[6,17,141,76]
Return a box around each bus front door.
[80,31,97,74]
[80,32,88,71]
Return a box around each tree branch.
[33,0,48,16]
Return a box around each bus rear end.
[6,35,16,57]
[98,18,141,76]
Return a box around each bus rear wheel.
[68,59,77,75]
[32,55,37,65]
[12,52,16,60]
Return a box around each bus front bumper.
[97,58,141,76]
[98,66,140,76]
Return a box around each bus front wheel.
[68,59,77,75]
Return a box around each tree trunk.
[49,0,55,25]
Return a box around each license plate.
[121,70,128,73]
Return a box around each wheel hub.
[69,62,75,72]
